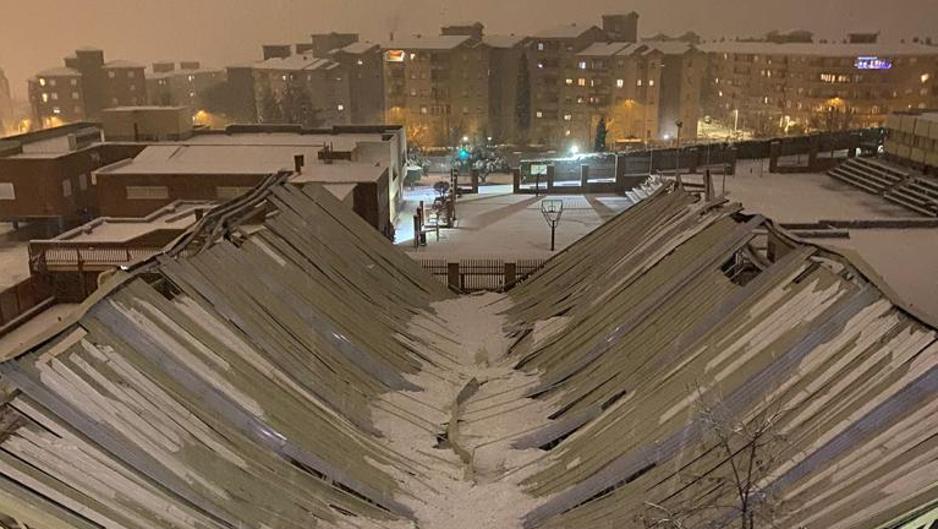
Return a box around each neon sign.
[855,56,893,70]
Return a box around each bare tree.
[639,387,792,529]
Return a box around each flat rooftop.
[44,201,213,244]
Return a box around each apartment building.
[884,111,938,169]
[483,34,527,143]
[28,48,147,128]
[229,36,384,128]
[0,67,13,134]
[655,42,705,141]
[569,42,663,148]
[382,33,491,146]
[146,61,226,113]
[701,40,938,136]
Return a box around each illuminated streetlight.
[569,144,580,155]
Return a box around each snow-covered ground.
[0,223,33,290]
[396,185,633,260]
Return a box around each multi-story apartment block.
[146,62,226,113]
[0,67,13,134]
[28,48,147,129]
[701,40,938,136]
[228,35,384,127]
[483,34,527,143]
[528,23,609,146]
[382,33,491,146]
[569,42,663,148]
[655,42,706,141]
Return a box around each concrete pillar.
[580,164,589,190]
[447,262,461,291]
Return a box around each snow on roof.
[335,41,380,55]
[147,67,224,80]
[290,162,387,184]
[253,54,336,71]
[698,41,938,57]
[642,40,695,55]
[533,23,599,39]
[104,59,145,69]
[35,67,81,78]
[49,201,212,244]
[482,34,526,48]
[181,131,391,152]
[577,42,634,57]
[381,35,470,50]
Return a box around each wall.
[94,172,264,217]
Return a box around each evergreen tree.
[259,84,283,123]
[515,53,531,144]
[594,117,608,152]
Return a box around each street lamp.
[675,120,684,188]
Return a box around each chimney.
[294,154,305,173]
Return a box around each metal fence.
[417,258,546,292]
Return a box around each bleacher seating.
[828,157,938,217]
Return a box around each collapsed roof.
[0,179,934,529]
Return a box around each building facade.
[382,34,491,146]
[0,67,13,134]
[701,41,938,137]
[146,62,226,114]
[28,48,148,128]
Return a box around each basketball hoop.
[541,199,564,251]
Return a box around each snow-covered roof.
[482,34,526,48]
[642,41,695,55]
[335,42,380,55]
[577,42,634,57]
[382,35,470,50]
[104,59,145,69]
[699,41,938,57]
[533,23,599,40]
[35,67,81,78]
[253,54,336,71]
[147,67,224,80]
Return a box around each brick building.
[382,33,491,146]
[146,61,226,113]
[700,40,938,137]
[28,48,147,128]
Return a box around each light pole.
[541,199,564,252]
[675,120,684,188]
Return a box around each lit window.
[536,111,544,118]
[337,104,345,111]
[39,78,47,87]
[563,114,572,121]
[410,53,417,60]
[649,79,655,87]
[357,59,364,65]
[281,75,288,81]
[420,106,428,114]
[537,42,545,51]
[616,79,624,88]
[718,91,724,97]
[52,107,61,115]
[578,61,587,70]
[923,73,931,83]
[637,79,643,86]
[537,62,544,69]
[51,93,59,101]
[565,78,573,85]
[49,79,57,87]
[565,130,571,136]
[41,93,49,103]
[72,92,80,100]
[187,75,195,82]
[577,78,586,87]
[71,79,78,86]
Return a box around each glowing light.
[663,133,671,140]
[569,144,580,155]
[462,135,469,143]
[855,56,892,70]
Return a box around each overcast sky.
[2,0,937,98]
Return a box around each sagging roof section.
[505,187,938,529]
[0,176,451,529]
